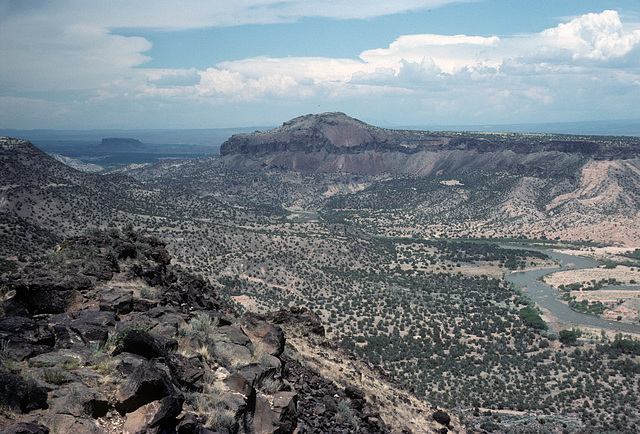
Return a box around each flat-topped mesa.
[219,112,448,157]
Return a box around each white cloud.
[0,20,151,93]
[0,0,465,95]
[2,6,640,128]
[360,34,501,74]
[539,10,640,61]
[198,10,640,102]
[0,1,471,29]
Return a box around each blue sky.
[1,0,640,129]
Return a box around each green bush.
[519,307,547,331]
[559,329,581,345]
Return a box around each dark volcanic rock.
[122,394,184,433]
[0,229,427,433]
[237,312,285,357]
[253,392,297,434]
[0,422,50,434]
[2,269,91,315]
[266,306,325,337]
[115,360,174,414]
[99,289,133,314]
[433,409,451,426]
[48,310,116,347]
[114,328,176,359]
[167,353,205,391]
[0,317,55,360]
[0,371,48,413]
[48,383,109,419]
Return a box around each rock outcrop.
[0,228,451,433]
[219,113,640,176]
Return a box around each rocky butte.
[219,112,640,176]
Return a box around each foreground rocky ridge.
[0,228,456,433]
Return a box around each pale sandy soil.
[231,294,261,312]
[538,305,640,339]
[541,256,640,322]
[543,265,640,289]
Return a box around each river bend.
[503,247,640,334]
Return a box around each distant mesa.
[219,112,640,176]
[220,112,443,157]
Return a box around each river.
[503,246,640,334]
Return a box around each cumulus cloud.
[2,5,640,128]
[0,0,464,95]
[147,69,201,87]
[197,10,640,102]
[360,34,501,75]
[539,10,640,61]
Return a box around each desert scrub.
[0,340,21,373]
[258,375,283,394]
[93,359,116,375]
[62,358,80,370]
[178,312,219,344]
[337,399,357,427]
[250,343,280,368]
[43,369,69,385]
[185,390,236,431]
[139,286,155,300]
[89,340,108,358]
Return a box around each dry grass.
[281,323,464,434]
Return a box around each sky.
[1,0,640,130]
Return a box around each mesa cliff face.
[219,113,638,176]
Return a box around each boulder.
[0,317,55,361]
[253,392,297,434]
[432,409,451,426]
[99,290,133,314]
[47,311,116,347]
[345,385,365,411]
[115,361,173,414]
[38,414,104,433]
[223,372,252,396]
[237,312,285,357]
[132,263,168,287]
[265,307,325,337]
[167,353,204,391]
[2,271,91,314]
[114,329,176,360]
[322,395,338,414]
[0,370,48,413]
[0,422,50,434]
[213,340,252,369]
[175,412,200,434]
[48,383,109,418]
[216,325,251,347]
[114,242,138,260]
[122,395,183,434]
[237,363,278,390]
[114,352,148,377]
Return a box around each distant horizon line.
[2,117,640,138]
